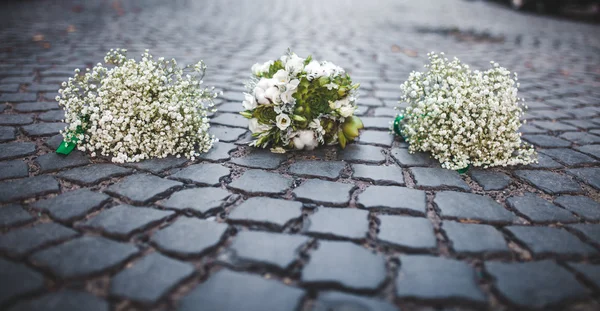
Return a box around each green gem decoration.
[393,114,404,137]
[56,126,84,155]
[457,165,470,174]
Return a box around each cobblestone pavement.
[1,0,600,310]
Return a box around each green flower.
[253,106,277,124]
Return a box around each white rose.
[284,54,305,75]
[249,118,271,133]
[304,60,323,80]
[242,93,257,110]
[275,114,291,130]
[339,105,355,117]
[273,69,289,84]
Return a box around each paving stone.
[57,164,134,185]
[0,159,28,180]
[229,231,309,269]
[486,260,589,308]
[169,163,230,186]
[35,151,91,173]
[373,107,398,117]
[0,114,33,125]
[506,226,597,256]
[293,179,355,206]
[357,130,394,147]
[215,102,242,113]
[575,144,600,159]
[288,160,345,179]
[567,167,600,190]
[211,113,248,128]
[37,109,65,122]
[0,204,33,227]
[110,252,194,303]
[21,122,66,136]
[519,124,546,134]
[554,196,600,221]
[523,153,563,169]
[151,218,227,256]
[0,222,78,256]
[229,169,292,194]
[160,187,231,215]
[442,221,508,253]
[357,185,426,215]
[390,148,438,167]
[338,144,385,164]
[522,134,571,148]
[567,263,600,289]
[80,205,174,237]
[44,134,63,149]
[515,170,582,194]
[434,191,517,224]
[568,224,600,243]
[396,255,485,302]
[506,193,578,223]
[302,240,386,290]
[0,92,37,102]
[0,175,59,203]
[358,97,383,107]
[0,84,19,93]
[0,142,36,160]
[469,170,511,190]
[32,189,111,222]
[0,258,44,305]
[560,131,600,144]
[124,156,188,174]
[227,197,302,228]
[209,125,246,142]
[411,167,470,190]
[106,174,183,204]
[13,102,59,112]
[7,290,109,311]
[0,126,15,142]
[306,207,369,240]
[230,149,286,169]
[312,291,397,311]
[378,215,436,250]
[539,148,597,166]
[24,83,61,93]
[352,164,404,185]
[196,141,236,161]
[531,120,578,131]
[178,269,304,311]
[30,236,138,278]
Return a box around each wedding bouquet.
[240,51,363,152]
[56,49,219,163]
[394,52,536,170]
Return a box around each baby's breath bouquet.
[56,49,219,163]
[394,52,536,170]
[240,51,363,152]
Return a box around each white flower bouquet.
[56,49,219,163]
[240,51,363,152]
[394,52,536,170]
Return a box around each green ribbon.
[457,165,470,174]
[56,127,83,155]
[393,114,404,137]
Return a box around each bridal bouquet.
[240,51,363,152]
[56,49,219,163]
[394,52,536,170]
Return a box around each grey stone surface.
[522,135,572,148]
[32,189,111,222]
[506,226,597,256]
[396,255,485,302]
[229,169,292,194]
[124,156,188,174]
[338,144,385,164]
[312,291,397,311]
[524,153,563,169]
[515,170,582,194]
[231,149,287,169]
[303,240,386,290]
[169,163,230,185]
[38,109,65,122]
[228,231,309,269]
[357,130,394,147]
[360,117,390,130]
[35,151,91,173]
[178,269,304,311]
[539,148,597,166]
[7,290,109,311]
[21,122,66,136]
[197,142,237,161]
[0,175,60,203]
[13,102,59,112]
[443,221,508,253]
[567,167,600,190]
[211,113,248,128]
[506,193,578,223]
[79,205,173,237]
[106,174,183,204]
[390,148,438,167]
[0,258,44,305]
[0,222,78,256]
[293,179,355,206]
[0,126,15,142]
[0,204,33,227]
[567,263,600,290]
[486,260,589,308]
[555,195,600,220]
[410,167,470,190]
[151,217,227,256]
[469,170,511,190]
[378,215,436,250]
[575,144,600,159]
[227,197,302,228]
[435,191,517,224]
[57,164,134,185]
[160,187,231,216]
[0,114,33,126]
[352,164,404,185]
[357,185,426,215]
[560,131,600,144]
[0,142,36,160]
[288,160,345,179]
[110,252,194,303]
[209,125,247,142]
[568,224,600,243]
[306,207,369,240]
[30,236,138,278]
[0,159,28,180]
